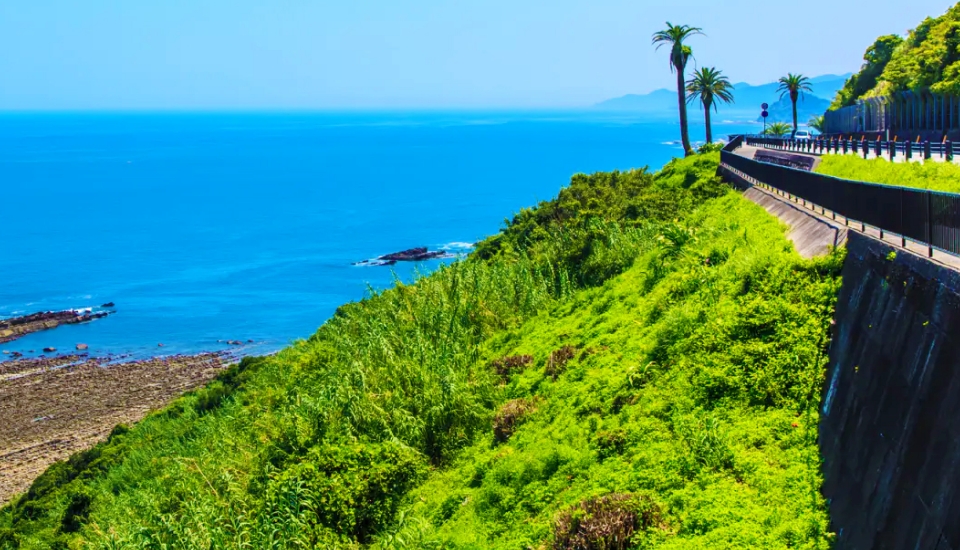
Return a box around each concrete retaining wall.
[821,232,960,550]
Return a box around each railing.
[745,136,957,162]
[719,145,960,256]
[723,135,744,152]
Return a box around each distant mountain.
[758,94,832,124]
[595,73,850,120]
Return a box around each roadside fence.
[719,140,960,256]
[745,136,957,163]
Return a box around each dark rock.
[101,302,115,308]
[158,343,164,347]
[354,246,455,266]
[43,347,56,353]
[1,309,113,345]
[247,339,254,343]
[378,247,450,262]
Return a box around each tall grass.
[815,154,960,194]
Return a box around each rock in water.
[101,302,115,308]
[76,343,88,351]
[354,246,455,266]
[43,347,56,353]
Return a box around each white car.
[794,130,813,141]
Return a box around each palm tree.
[764,122,792,137]
[686,67,735,145]
[777,73,813,138]
[808,114,825,133]
[652,23,703,156]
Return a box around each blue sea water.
[0,111,759,360]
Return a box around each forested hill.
[1,148,842,548]
[830,1,960,109]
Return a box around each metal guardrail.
[745,136,957,162]
[719,144,960,256]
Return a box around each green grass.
[815,154,960,194]
[0,152,840,549]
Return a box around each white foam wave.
[440,242,475,251]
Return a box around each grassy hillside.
[830,2,960,107]
[815,154,960,193]
[0,151,841,549]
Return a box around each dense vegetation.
[815,154,960,193]
[1,150,841,549]
[830,2,960,107]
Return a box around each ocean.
[0,111,758,360]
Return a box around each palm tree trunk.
[791,94,798,138]
[704,103,713,144]
[676,69,692,156]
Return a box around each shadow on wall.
[820,232,960,550]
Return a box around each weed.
[552,493,659,550]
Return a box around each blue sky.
[0,0,954,110]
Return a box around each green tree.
[829,35,903,109]
[808,114,825,133]
[686,67,735,145]
[652,22,703,156]
[764,122,792,137]
[777,74,813,138]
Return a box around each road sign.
[761,110,769,118]
[761,103,769,110]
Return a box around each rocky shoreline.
[0,306,114,346]
[0,350,234,504]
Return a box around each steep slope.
[0,151,840,549]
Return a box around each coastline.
[0,351,233,504]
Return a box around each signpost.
[761,103,769,135]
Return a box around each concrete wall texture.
[821,232,960,550]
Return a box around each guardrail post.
[926,192,934,257]
[842,139,849,154]
[923,140,932,160]
[947,141,954,162]
[889,141,896,160]
[875,138,882,158]
[862,139,869,159]
[906,141,913,160]
[852,139,859,155]
[900,188,906,247]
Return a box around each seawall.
[821,231,960,550]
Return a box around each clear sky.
[0,0,955,110]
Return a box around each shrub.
[265,442,427,543]
[545,346,577,380]
[490,354,534,378]
[593,430,628,459]
[552,493,660,550]
[493,398,538,442]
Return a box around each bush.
[265,442,427,543]
[553,493,660,550]
[493,398,538,443]
[545,346,577,380]
[490,354,534,378]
